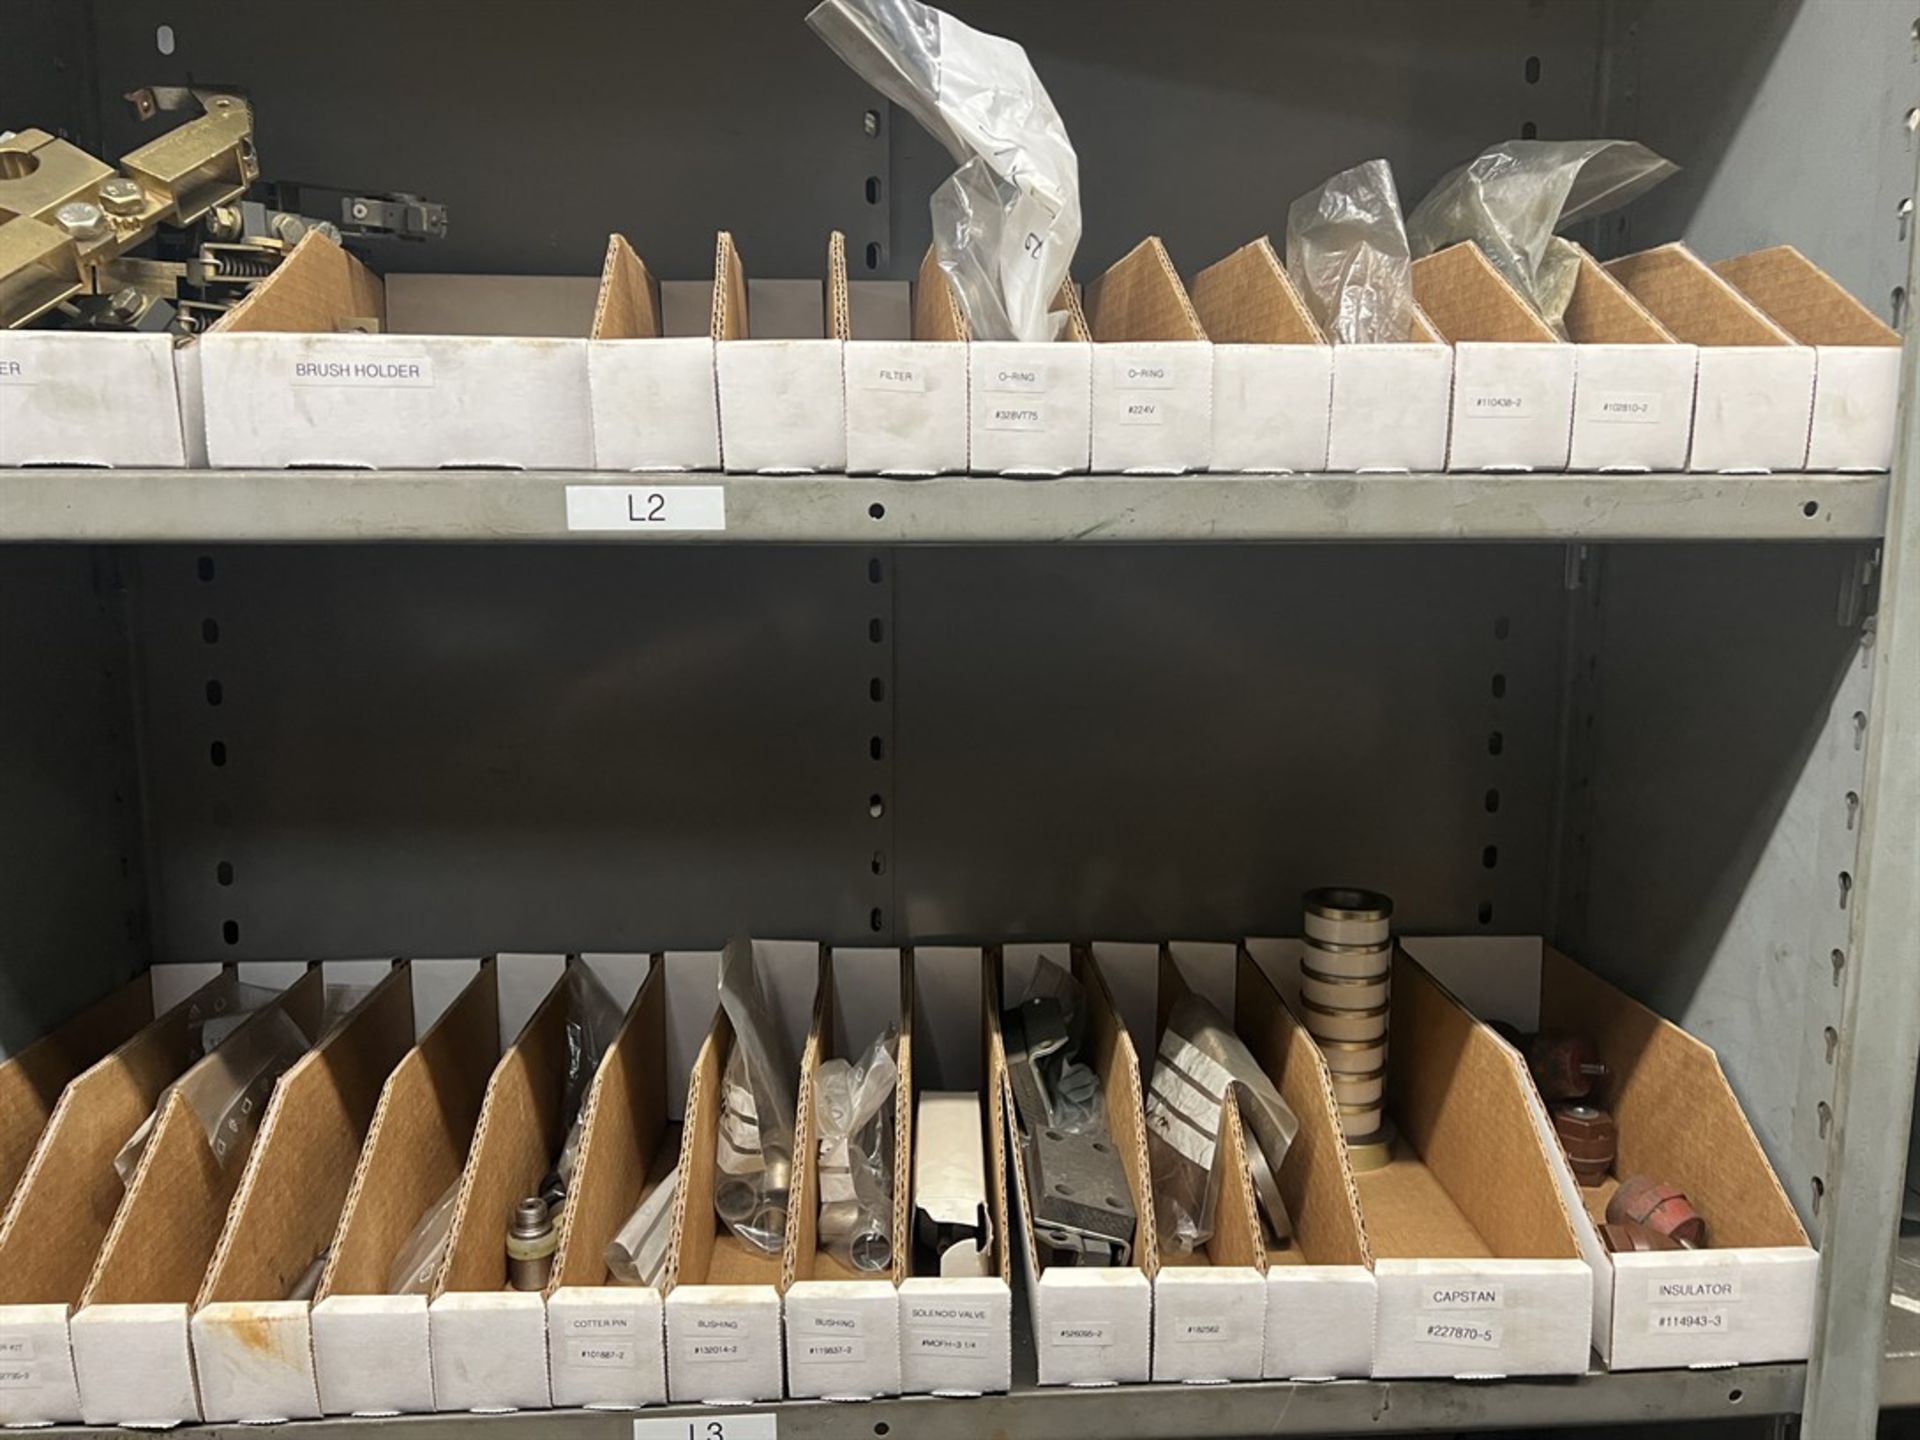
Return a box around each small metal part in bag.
[1551,1102,1617,1186]
[506,1196,558,1290]
[1600,1219,1682,1254]
[1002,995,1135,1266]
[1608,1175,1707,1248]
[1528,1031,1609,1101]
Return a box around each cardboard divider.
[663,940,818,1404]
[544,952,716,1410]
[1189,238,1333,473]
[1083,237,1214,474]
[69,967,333,1425]
[1606,242,1816,473]
[900,946,1012,1396]
[1562,247,1698,472]
[1713,244,1900,471]
[310,960,504,1417]
[0,971,251,1425]
[1406,936,1817,1371]
[781,948,908,1399]
[1412,242,1575,473]
[994,943,1155,1386]
[189,963,416,1422]
[843,249,968,476]
[199,229,591,468]
[967,276,1093,478]
[1325,302,1453,474]
[713,232,848,474]
[587,234,721,471]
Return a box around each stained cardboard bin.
[1083,238,1213,475]
[782,948,911,1399]
[714,232,848,475]
[1413,242,1576,473]
[310,957,547,1417]
[0,330,203,466]
[1607,242,1816,473]
[967,282,1093,478]
[995,943,1155,1386]
[1189,238,1333,474]
[543,951,717,1409]
[588,235,721,472]
[1407,936,1817,1371]
[662,939,818,1404]
[0,967,250,1425]
[1562,245,1699,473]
[841,249,968,477]
[189,964,420,1421]
[426,955,648,1413]
[68,967,344,1425]
[198,230,592,468]
[1248,941,1592,1377]
[899,946,1012,1396]
[1714,244,1900,472]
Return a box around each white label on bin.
[1050,1322,1111,1348]
[569,1338,636,1368]
[1416,1319,1502,1349]
[862,364,925,393]
[289,357,435,388]
[1117,399,1166,426]
[982,404,1046,432]
[799,1336,865,1363]
[1649,1277,1741,1304]
[0,359,29,384]
[1590,391,1664,424]
[634,1414,777,1440]
[1119,362,1176,390]
[0,1337,31,1360]
[689,1340,746,1361]
[1174,1318,1231,1343]
[565,485,727,533]
[905,1301,991,1329]
[909,1329,988,1356]
[563,1314,636,1338]
[984,364,1047,393]
[1423,1283,1504,1310]
[1460,389,1530,419]
[0,1365,36,1389]
[1648,1306,1730,1335]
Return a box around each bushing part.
[1550,1102,1617,1186]
[1302,997,1390,1043]
[1303,887,1394,947]
[1331,1065,1386,1107]
[1528,1031,1609,1101]
[1607,1174,1708,1248]
[1302,938,1393,979]
[1336,1099,1383,1138]
[1600,1220,1682,1254]
[1319,1038,1388,1074]
[1300,968,1391,1011]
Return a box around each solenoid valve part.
[1550,1102,1617,1186]
[1607,1174,1708,1248]
[1302,939,1392,979]
[1300,969,1390,1011]
[1302,887,1394,947]
[506,1195,557,1291]
[1528,1031,1609,1101]
[1301,997,1390,1044]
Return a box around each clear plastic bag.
[814,1026,898,1272]
[606,1164,680,1286]
[388,1175,461,1294]
[809,0,1081,342]
[1146,992,1299,1255]
[544,964,625,1208]
[1407,139,1677,334]
[713,940,800,1255]
[1284,159,1416,345]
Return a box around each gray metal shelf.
[0,469,1889,544]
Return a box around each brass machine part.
[1527,1030,1609,1102]
[1344,1118,1397,1174]
[0,91,257,328]
[1607,1174,1707,1248]
[1550,1102,1617,1186]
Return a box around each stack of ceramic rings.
[1301,887,1395,1172]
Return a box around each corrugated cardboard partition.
[435,967,577,1298]
[591,234,663,342]
[1564,248,1675,345]
[912,249,968,343]
[317,963,498,1299]
[826,230,852,343]
[1712,244,1900,347]
[1072,946,1159,1274]
[1055,281,1092,343]
[1380,952,1579,1262]
[0,974,233,1306]
[1605,242,1793,347]
[710,232,750,342]
[1411,242,1557,344]
[1536,948,1807,1249]
[1188,238,1326,346]
[198,965,415,1307]
[1084,237,1207,344]
[549,959,672,1290]
[212,230,387,335]
[0,974,156,1207]
[1234,948,1370,1270]
[80,969,328,1307]
[890,955,915,1276]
